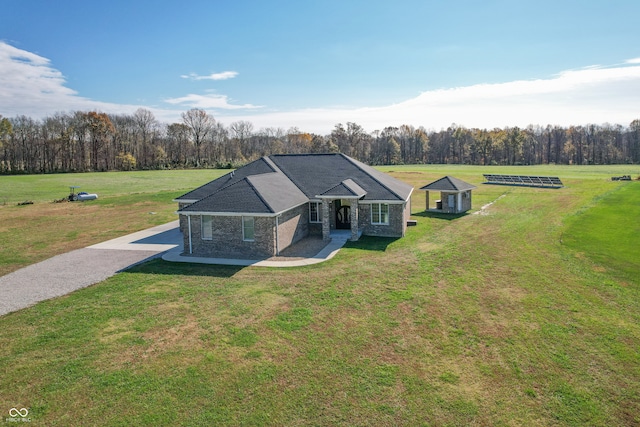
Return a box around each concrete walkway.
[0,221,347,316]
[162,234,348,267]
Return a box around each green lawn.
[0,166,639,426]
[0,169,227,276]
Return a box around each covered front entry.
[320,198,360,242]
[317,178,367,242]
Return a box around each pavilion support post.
[425,191,430,211]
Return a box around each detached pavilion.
[420,176,476,214]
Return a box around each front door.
[448,194,456,212]
[336,205,351,229]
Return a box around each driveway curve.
[0,220,347,317]
[0,221,180,316]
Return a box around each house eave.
[179,211,278,218]
[178,200,309,218]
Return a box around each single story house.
[420,176,475,214]
[175,153,414,259]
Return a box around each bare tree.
[133,108,158,168]
[181,109,215,166]
[229,120,254,161]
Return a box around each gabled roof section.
[318,179,367,198]
[420,176,476,192]
[174,157,277,202]
[179,178,273,214]
[180,170,307,215]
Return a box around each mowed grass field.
[0,165,639,426]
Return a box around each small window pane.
[372,205,380,223]
[381,204,389,224]
[243,216,255,241]
[371,203,389,225]
[310,202,322,223]
[201,215,212,240]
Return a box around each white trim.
[178,200,308,218]
[187,216,193,254]
[315,194,362,200]
[173,199,198,203]
[180,211,276,218]
[275,215,280,255]
[358,200,406,205]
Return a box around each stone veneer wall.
[276,204,309,253]
[186,214,276,259]
[178,202,191,233]
[441,191,472,213]
[462,191,472,212]
[358,202,407,238]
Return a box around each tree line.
[1,108,639,174]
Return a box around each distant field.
[0,169,228,204]
[0,169,227,276]
[0,165,639,426]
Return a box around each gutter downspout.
[188,215,193,254]
[275,215,280,256]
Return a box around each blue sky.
[1,0,640,133]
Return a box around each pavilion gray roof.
[177,153,413,216]
[419,176,476,192]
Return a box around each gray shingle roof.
[269,153,412,201]
[175,157,277,202]
[178,153,413,215]
[319,179,367,198]
[420,176,476,192]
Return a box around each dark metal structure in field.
[483,174,563,188]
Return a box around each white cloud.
[181,71,238,81]
[1,41,639,134]
[163,93,261,110]
[218,60,640,133]
[0,41,145,117]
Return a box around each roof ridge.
[340,154,406,200]
[262,155,281,173]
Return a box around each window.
[309,202,323,223]
[371,203,389,225]
[242,216,255,241]
[201,215,212,240]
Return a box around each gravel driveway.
[0,221,180,316]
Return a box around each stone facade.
[357,202,407,238]
[275,204,309,252]
[178,202,192,233]
[182,204,310,259]
[185,215,275,259]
